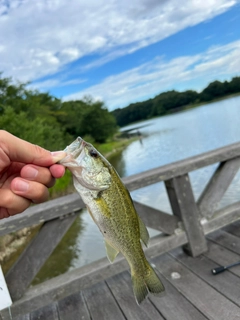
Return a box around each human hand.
[0,130,66,219]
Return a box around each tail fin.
[131,263,165,304]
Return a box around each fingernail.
[24,167,38,179]
[13,180,29,192]
[51,151,67,162]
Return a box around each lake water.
[34,95,240,284]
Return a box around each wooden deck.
[10,220,240,320]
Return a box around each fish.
[60,137,165,304]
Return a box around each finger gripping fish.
[60,137,165,304]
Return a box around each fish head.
[60,137,111,191]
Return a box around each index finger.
[0,131,66,167]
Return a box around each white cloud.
[0,0,239,81]
[31,77,86,90]
[63,40,240,110]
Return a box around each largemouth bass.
[60,137,165,304]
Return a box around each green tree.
[57,100,87,137]
[228,77,240,94]
[199,80,226,101]
[0,106,66,150]
[81,101,117,143]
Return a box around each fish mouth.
[59,137,85,166]
[66,137,84,154]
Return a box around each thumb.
[0,131,66,167]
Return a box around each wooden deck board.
[82,280,126,320]
[14,315,30,320]
[4,221,240,320]
[153,251,240,320]
[170,245,240,307]
[204,243,240,278]
[57,292,90,320]
[223,220,240,236]
[106,271,164,320]
[30,303,59,320]
[208,229,240,255]
[150,276,208,320]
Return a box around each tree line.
[0,74,117,151]
[1,73,240,151]
[112,77,240,127]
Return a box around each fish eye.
[89,149,98,158]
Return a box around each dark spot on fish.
[97,190,103,198]
[89,149,98,158]
[104,231,106,234]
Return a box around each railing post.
[197,157,240,218]
[165,173,208,257]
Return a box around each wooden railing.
[1,142,240,318]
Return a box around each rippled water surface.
[35,96,240,283]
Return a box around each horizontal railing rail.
[1,141,240,319]
[1,141,240,236]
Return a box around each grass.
[49,169,74,198]
[96,137,136,156]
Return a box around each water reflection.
[32,212,85,285]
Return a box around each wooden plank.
[165,174,208,256]
[106,271,164,320]
[153,252,240,320]
[197,157,240,218]
[0,309,28,320]
[6,214,78,301]
[0,193,84,236]
[202,201,240,235]
[223,220,240,237]
[57,291,90,320]
[1,232,188,318]
[150,275,208,320]
[170,246,240,306]
[123,142,240,191]
[15,315,30,320]
[133,201,179,235]
[207,229,240,255]
[83,281,125,320]
[204,241,240,278]
[30,303,59,320]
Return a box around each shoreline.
[117,92,240,128]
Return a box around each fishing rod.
[211,261,240,275]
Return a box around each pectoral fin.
[138,216,149,247]
[104,239,119,263]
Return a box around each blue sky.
[0,0,240,110]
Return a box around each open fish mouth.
[65,137,84,155]
[59,137,85,166]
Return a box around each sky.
[0,0,240,111]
